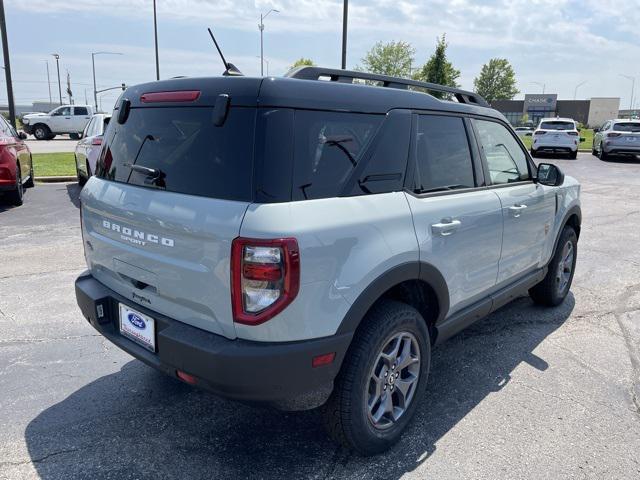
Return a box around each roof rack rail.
[285,66,490,108]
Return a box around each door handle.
[64,117,71,119]
[509,204,528,217]
[431,218,461,236]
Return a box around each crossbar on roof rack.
[285,66,490,108]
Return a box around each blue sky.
[3,0,640,111]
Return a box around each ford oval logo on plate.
[128,312,146,330]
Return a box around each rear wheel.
[530,148,538,158]
[591,142,597,156]
[76,156,87,186]
[4,165,24,206]
[598,143,609,161]
[69,132,80,140]
[322,300,430,456]
[569,150,577,160]
[33,124,50,140]
[530,226,577,306]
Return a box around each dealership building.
[492,94,620,128]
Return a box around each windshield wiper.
[124,134,166,187]
[320,134,357,166]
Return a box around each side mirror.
[536,163,564,187]
[18,131,27,140]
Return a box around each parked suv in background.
[531,117,580,159]
[75,113,111,185]
[592,119,640,160]
[22,105,94,140]
[75,67,581,455]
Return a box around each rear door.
[404,114,503,315]
[472,118,555,284]
[72,106,91,133]
[80,101,257,339]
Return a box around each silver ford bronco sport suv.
[75,67,581,456]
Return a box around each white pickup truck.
[22,105,94,140]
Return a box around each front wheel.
[530,226,577,306]
[33,125,50,140]
[322,300,430,456]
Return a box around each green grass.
[32,152,76,177]
[521,128,594,151]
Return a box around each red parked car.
[0,116,33,206]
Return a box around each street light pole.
[52,53,62,105]
[620,74,635,113]
[573,80,587,100]
[45,61,52,103]
[531,81,546,94]
[153,0,159,80]
[341,0,348,69]
[259,9,278,76]
[0,0,15,128]
[92,52,123,111]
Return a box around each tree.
[413,34,460,99]
[473,58,519,103]
[360,41,415,78]
[290,58,315,70]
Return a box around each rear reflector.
[312,352,336,368]
[176,370,198,385]
[607,132,621,138]
[140,90,201,103]
[91,137,103,146]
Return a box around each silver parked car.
[592,119,640,160]
[75,113,111,185]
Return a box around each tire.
[33,124,51,140]
[529,226,577,306]
[4,164,24,206]
[76,156,87,186]
[530,148,538,158]
[24,160,34,188]
[591,142,597,156]
[322,300,431,456]
[598,143,609,161]
[69,132,80,140]
[569,150,577,160]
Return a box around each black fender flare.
[551,205,581,261]
[336,261,449,335]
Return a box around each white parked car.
[75,113,111,185]
[514,126,534,138]
[22,105,95,140]
[531,118,581,159]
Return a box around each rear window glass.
[613,122,640,132]
[291,110,382,200]
[96,107,255,201]
[540,121,574,130]
[75,107,89,116]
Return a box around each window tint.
[415,115,475,193]
[74,107,89,116]
[473,119,531,185]
[613,122,640,132]
[539,121,574,130]
[54,107,71,116]
[97,107,255,201]
[291,110,382,200]
[83,117,96,137]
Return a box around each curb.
[35,176,77,183]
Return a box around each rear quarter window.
[96,107,255,201]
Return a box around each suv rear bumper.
[75,272,352,410]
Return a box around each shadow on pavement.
[66,183,81,209]
[25,294,574,479]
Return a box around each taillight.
[91,137,103,146]
[231,237,300,325]
[567,131,578,136]
[534,131,546,136]
[607,132,621,138]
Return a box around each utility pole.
[341,0,348,69]
[0,0,16,128]
[620,74,635,113]
[52,53,62,105]
[259,9,278,77]
[153,0,159,80]
[45,61,52,103]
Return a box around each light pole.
[255,56,269,76]
[531,81,546,94]
[259,9,279,76]
[92,51,123,111]
[45,60,52,103]
[52,53,62,105]
[620,74,635,113]
[0,0,15,128]
[153,0,159,80]
[341,0,348,69]
[573,80,587,100]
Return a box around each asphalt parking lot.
[1,153,639,479]
[24,138,76,154]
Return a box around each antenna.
[207,27,243,76]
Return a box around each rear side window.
[291,111,382,200]
[96,107,255,201]
[473,119,531,184]
[613,122,640,132]
[414,115,475,193]
[74,107,89,116]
